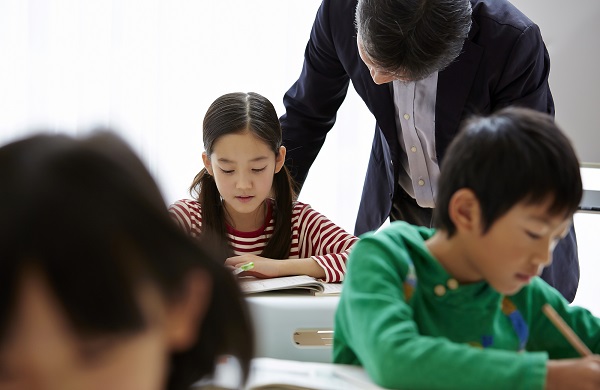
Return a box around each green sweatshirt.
[334,221,600,390]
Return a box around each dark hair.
[434,107,583,236]
[0,131,253,390]
[190,92,297,259]
[355,0,472,80]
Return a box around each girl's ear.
[202,152,213,176]
[275,146,286,173]
[165,270,212,351]
[448,188,482,235]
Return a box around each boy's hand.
[547,356,600,390]
[225,255,281,278]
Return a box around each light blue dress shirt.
[391,72,439,208]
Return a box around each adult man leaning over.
[280,0,579,301]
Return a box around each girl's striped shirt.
[169,199,358,282]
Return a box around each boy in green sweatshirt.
[334,107,600,389]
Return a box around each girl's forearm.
[279,258,326,279]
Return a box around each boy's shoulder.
[360,221,434,245]
[351,221,435,270]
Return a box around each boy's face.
[468,199,572,296]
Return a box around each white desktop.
[245,292,340,363]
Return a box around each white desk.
[245,291,340,363]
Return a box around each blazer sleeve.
[492,23,554,115]
[280,0,352,189]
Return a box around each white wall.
[0,0,369,234]
[509,0,600,165]
[572,169,600,315]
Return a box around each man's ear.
[202,152,213,176]
[448,188,482,235]
[165,270,212,351]
[275,146,286,173]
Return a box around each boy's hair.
[355,0,472,81]
[0,131,253,390]
[190,92,297,259]
[434,106,583,236]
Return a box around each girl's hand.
[225,255,282,278]
[546,356,600,390]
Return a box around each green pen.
[233,262,254,275]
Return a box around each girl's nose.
[236,174,252,189]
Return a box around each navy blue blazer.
[280,0,579,301]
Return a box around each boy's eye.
[525,230,542,240]
[252,167,266,173]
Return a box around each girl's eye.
[220,169,234,174]
[525,230,542,240]
[252,167,266,173]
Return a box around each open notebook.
[239,275,342,296]
[193,357,387,390]
[244,357,387,390]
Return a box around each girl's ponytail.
[189,168,230,253]
[261,164,296,259]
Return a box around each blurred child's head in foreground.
[0,131,253,390]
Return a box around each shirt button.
[410,146,417,153]
[447,279,459,290]
[418,179,425,186]
[434,285,446,296]
[403,113,410,120]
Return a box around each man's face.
[357,36,411,84]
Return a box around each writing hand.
[546,356,600,390]
[225,254,281,278]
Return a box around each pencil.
[542,303,592,357]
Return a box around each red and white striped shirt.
[168,199,358,282]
